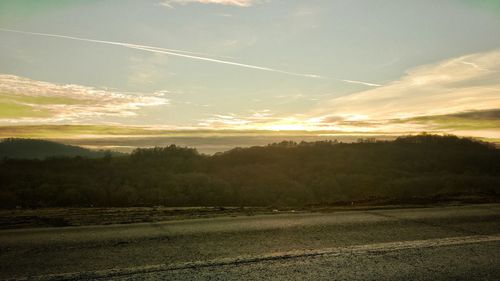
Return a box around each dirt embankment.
[1,194,497,229]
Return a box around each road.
[0,204,499,280]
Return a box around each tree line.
[0,134,499,208]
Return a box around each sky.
[0,0,499,149]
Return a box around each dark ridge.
[0,134,498,208]
[0,138,122,159]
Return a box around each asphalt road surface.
[0,204,499,280]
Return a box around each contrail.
[0,27,322,79]
[0,27,380,85]
[128,45,325,79]
[340,79,382,87]
[0,28,226,58]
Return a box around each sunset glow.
[0,0,499,148]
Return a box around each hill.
[0,134,498,208]
[0,138,117,159]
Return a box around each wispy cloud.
[159,0,256,8]
[314,49,500,120]
[0,74,168,123]
[198,110,275,128]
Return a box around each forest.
[0,134,499,208]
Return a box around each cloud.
[401,108,500,132]
[160,0,256,8]
[314,49,500,121]
[196,50,500,139]
[198,110,276,128]
[0,74,168,124]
